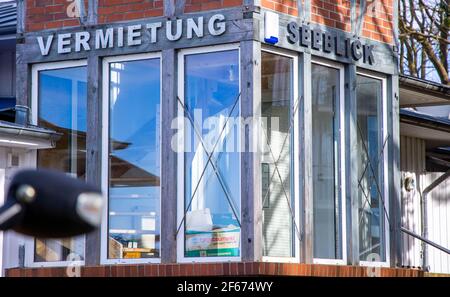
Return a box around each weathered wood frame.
[16,1,400,268]
[259,45,301,263]
[175,43,243,263]
[100,52,163,265]
[356,70,390,268]
[310,58,347,266]
[27,59,88,268]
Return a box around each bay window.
[311,62,344,261]
[261,50,298,259]
[356,73,388,263]
[177,45,241,260]
[27,45,392,268]
[103,54,161,262]
[32,62,87,264]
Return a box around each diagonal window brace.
[358,134,389,216]
[261,95,302,242]
[356,123,392,230]
[176,93,242,236]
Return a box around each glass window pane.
[356,75,385,261]
[183,50,240,258]
[35,66,87,262]
[107,58,161,259]
[312,64,342,260]
[261,51,294,257]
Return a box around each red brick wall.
[184,0,243,13]
[359,0,394,43]
[261,0,394,43]
[261,0,299,16]
[97,0,163,24]
[311,0,351,32]
[26,0,88,31]
[25,0,243,32]
[25,1,394,42]
[6,262,426,277]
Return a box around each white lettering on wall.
[117,27,124,47]
[75,32,91,52]
[208,14,226,36]
[36,14,227,56]
[95,28,113,49]
[127,25,142,46]
[166,19,183,41]
[187,17,204,39]
[57,33,72,54]
[37,35,54,56]
[146,22,162,43]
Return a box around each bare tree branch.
[399,0,449,84]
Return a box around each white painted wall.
[0,148,36,277]
[425,173,450,274]
[400,135,450,274]
[400,136,425,268]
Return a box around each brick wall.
[25,0,393,43]
[25,0,243,32]
[311,0,351,32]
[260,0,298,16]
[25,1,393,43]
[26,0,88,31]
[6,262,426,277]
[97,0,163,24]
[359,0,394,43]
[261,0,394,43]
[184,0,243,13]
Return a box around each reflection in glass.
[36,66,87,262]
[261,51,294,257]
[183,50,240,257]
[356,75,385,261]
[311,64,342,260]
[107,59,161,259]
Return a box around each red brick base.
[6,262,426,277]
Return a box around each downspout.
[422,166,450,272]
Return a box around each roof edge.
[399,75,450,101]
[400,109,450,134]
